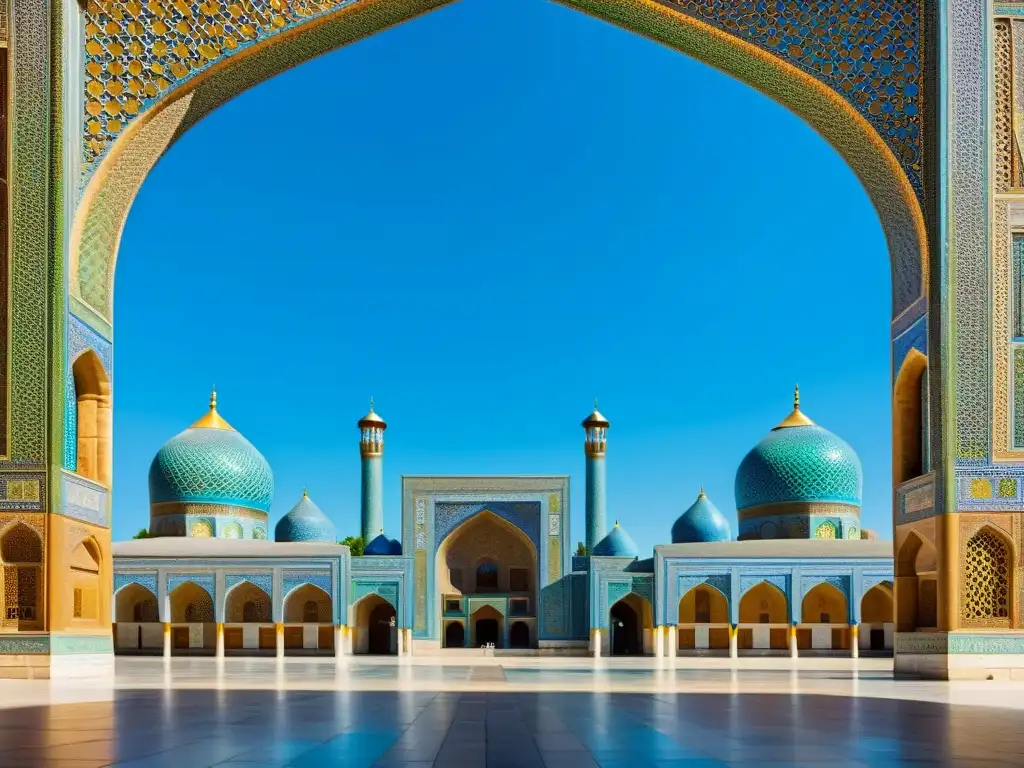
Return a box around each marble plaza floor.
[0,657,1023,767]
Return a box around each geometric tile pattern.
[148,427,274,511]
[434,503,541,553]
[735,426,863,510]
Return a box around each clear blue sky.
[113,0,891,552]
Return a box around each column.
[215,623,224,659]
[163,622,171,659]
[275,622,285,659]
[592,628,602,658]
[667,625,677,658]
[729,625,738,659]
[397,628,406,657]
[850,624,859,659]
[654,625,664,657]
[335,625,345,658]
[789,625,798,659]
[404,629,413,656]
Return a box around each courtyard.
[0,658,1022,767]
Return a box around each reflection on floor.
[0,658,1023,767]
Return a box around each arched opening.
[352,594,396,655]
[895,531,938,631]
[0,523,43,631]
[962,526,1013,626]
[861,584,894,652]
[114,583,159,652]
[801,583,850,651]
[168,582,215,654]
[283,584,334,652]
[471,605,504,649]
[509,621,530,649]
[69,538,102,625]
[444,621,465,649]
[609,597,643,656]
[677,585,730,651]
[436,510,537,628]
[737,581,789,651]
[894,349,929,485]
[71,350,112,487]
[225,582,271,623]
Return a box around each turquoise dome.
[592,522,639,558]
[148,395,273,512]
[364,532,402,556]
[672,489,732,543]
[275,491,336,543]
[735,392,862,511]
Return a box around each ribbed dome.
[592,522,638,558]
[275,491,336,542]
[148,392,273,512]
[364,531,402,555]
[672,489,732,543]
[735,390,862,511]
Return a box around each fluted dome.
[275,491,336,543]
[735,388,862,511]
[592,522,638,558]
[148,392,273,512]
[672,488,732,543]
[364,531,402,555]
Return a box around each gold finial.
[302,487,308,498]
[191,386,234,431]
[774,384,815,430]
[614,520,619,527]
[698,484,706,498]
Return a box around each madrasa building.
[111,389,895,658]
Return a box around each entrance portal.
[352,594,397,655]
[610,600,641,656]
[476,619,499,648]
[444,622,465,649]
[368,603,395,655]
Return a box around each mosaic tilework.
[283,571,332,600]
[149,427,274,510]
[955,468,1024,511]
[434,502,540,553]
[166,573,214,601]
[0,474,46,512]
[893,314,926,382]
[60,472,109,527]
[735,426,863,509]
[949,0,989,462]
[740,575,790,603]
[1016,347,1024,448]
[801,575,851,606]
[225,573,273,597]
[996,20,1017,192]
[7,0,51,465]
[897,475,934,522]
[352,581,398,609]
[113,572,157,596]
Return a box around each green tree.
[340,535,365,556]
[132,528,151,539]
[575,541,588,556]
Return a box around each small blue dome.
[592,522,638,558]
[672,489,732,543]
[388,538,402,555]
[364,532,397,555]
[274,492,336,543]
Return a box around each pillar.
[582,405,609,551]
[163,622,171,659]
[359,402,386,544]
[335,625,345,658]
[789,625,798,659]
[275,622,284,659]
[215,623,224,659]
[729,625,738,659]
[591,628,602,658]
[667,626,677,658]
[404,629,413,656]
[654,625,664,657]
[96,394,113,487]
[850,625,859,659]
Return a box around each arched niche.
[895,531,938,631]
[169,581,214,624]
[470,604,504,649]
[114,582,158,624]
[861,584,894,625]
[678,585,729,625]
[283,583,332,624]
[962,525,1014,627]
[0,522,43,631]
[71,350,112,487]
[801,583,849,625]
[69,538,102,625]
[893,349,929,485]
[738,581,788,624]
[609,593,652,656]
[351,593,396,655]
[224,581,271,624]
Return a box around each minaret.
[582,400,610,552]
[358,398,387,544]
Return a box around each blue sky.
[113,0,891,551]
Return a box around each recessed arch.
[738,581,788,624]
[678,584,729,625]
[609,592,652,656]
[69,537,103,624]
[224,581,272,624]
[861,584,894,625]
[351,593,396,655]
[114,582,158,624]
[169,581,215,624]
[801,583,849,625]
[283,583,332,624]
[71,349,112,487]
[71,0,926,335]
[0,523,43,631]
[893,348,929,485]
[894,530,938,631]
[962,525,1013,625]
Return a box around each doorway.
[509,621,530,649]
[610,600,641,656]
[368,603,395,654]
[870,627,885,651]
[475,618,500,648]
[445,621,465,649]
